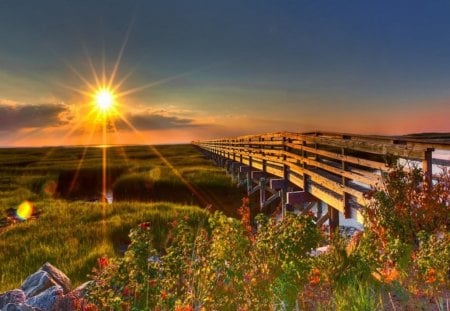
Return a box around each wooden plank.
[284,142,387,171]
[309,185,344,213]
[285,153,380,186]
[207,132,429,159]
[289,174,305,189]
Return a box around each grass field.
[0,144,244,291]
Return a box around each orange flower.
[373,267,399,283]
[309,268,321,285]
[161,290,168,300]
[424,268,436,284]
[175,306,193,311]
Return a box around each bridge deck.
[193,131,450,222]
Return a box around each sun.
[94,88,115,112]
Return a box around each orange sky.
[1,1,450,147]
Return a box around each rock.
[55,281,92,311]
[25,286,63,311]
[71,282,91,298]
[21,263,72,298]
[20,271,57,298]
[1,303,41,311]
[40,263,71,294]
[0,290,26,308]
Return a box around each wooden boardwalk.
[193,131,450,230]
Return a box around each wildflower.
[309,268,320,285]
[170,219,179,228]
[161,290,168,300]
[424,268,436,284]
[122,287,132,297]
[98,256,108,269]
[373,267,399,283]
[139,222,150,230]
[175,306,194,311]
[148,279,157,287]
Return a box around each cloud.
[120,112,197,130]
[0,102,70,131]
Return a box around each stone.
[1,303,41,311]
[20,271,57,298]
[0,290,26,309]
[25,286,63,311]
[55,281,92,311]
[71,282,91,298]
[39,263,71,294]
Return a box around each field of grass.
[0,144,243,291]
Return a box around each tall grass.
[0,144,242,291]
[0,200,208,291]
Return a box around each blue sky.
[1,0,450,146]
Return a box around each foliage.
[361,161,450,303]
[414,230,450,294]
[363,162,449,246]
[0,201,207,292]
[86,208,321,310]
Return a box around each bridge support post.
[231,162,240,183]
[317,201,323,219]
[281,165,289,218]
[238,166,250,188]
[247,157,253,195]
[259,177,266,210]
[329,206,339,235]
[423,148,434,188]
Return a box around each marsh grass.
[0,144,239,291]
[0,200,208,291]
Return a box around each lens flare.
[16,201,34,220]
[95,89,115,112]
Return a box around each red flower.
[98,256,108,269]
[148,279,157,287]
[139,222,150,230]
[122,287,131,297]
[170,220,179,228]
[161,290,168,300]
[309,268,321,285]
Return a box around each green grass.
[0,200,208,291]
[0,144,243,214]
[0,144,244,291]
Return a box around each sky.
[1,0,450,146]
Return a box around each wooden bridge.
[193,131,450,232]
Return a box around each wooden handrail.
[193,131,450,219]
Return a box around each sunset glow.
[0,1,450,148]
[95,89,115,112]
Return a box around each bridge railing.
[193,131,450,223]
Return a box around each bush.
[86,210,321,310]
